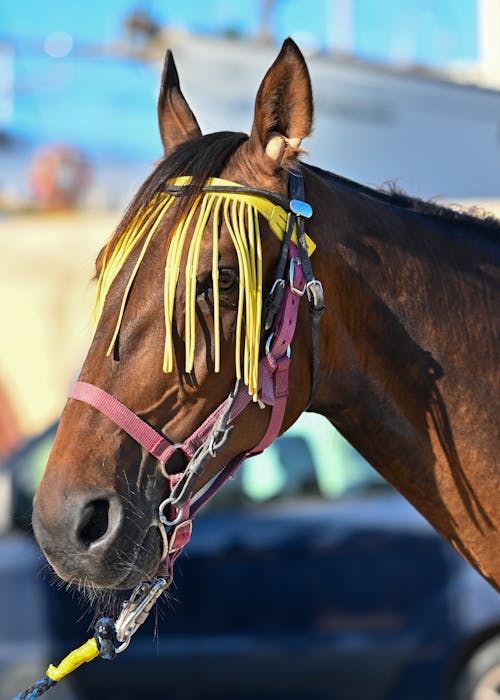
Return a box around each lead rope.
[9,380,245,700]
[9,577,170,700]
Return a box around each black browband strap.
[161,183,291,211]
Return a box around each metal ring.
[158,443,185,479]
[265,332,274,356]
[208,434,218,458]
[158,498,185,527]
[289,258,306,296]
[265,333,291,359]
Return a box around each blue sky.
[0,0,480,161]
[1,0,478,66]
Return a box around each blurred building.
[1,1,500,438]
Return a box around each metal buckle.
[168,519,193,553]
[263,278,285,331]
[265,332,291,359]
[306,279,324,309]
[289,258,306,296]
[269,278,285,295]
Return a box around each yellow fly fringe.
[94,177,315,401]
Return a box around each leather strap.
[69,382,183,464]
[288,171,325,410]
[68,170,322,579]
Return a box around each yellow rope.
[163,194,201,373]
[94,177,315,400]
[185,194,215,372]
[46,638,99,682]
[94,197,158,326]
[212,196,223,372]
[106,193,175,357]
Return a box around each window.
[209,412,384,510]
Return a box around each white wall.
[170,36,500,200]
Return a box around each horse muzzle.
[32,487,162,589]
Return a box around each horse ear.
[249,38,313,169]
[158,50,202,154]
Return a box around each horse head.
[32,39,320,589]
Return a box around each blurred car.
[1,413,500,700]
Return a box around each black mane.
[117,131,248,237]
[305,163,500,241]
[116,131,500,245]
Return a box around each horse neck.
[303,166,500,587]
[305,166,498,444]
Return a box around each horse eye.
[196,269,238,298]
[218,268,238,293]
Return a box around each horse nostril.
[77,499,110,548]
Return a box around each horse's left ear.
[158,50,202,154]
[249,38,313,169]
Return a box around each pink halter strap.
[70,381,184,464]
[69,243,305,472]
[70,240,308,580]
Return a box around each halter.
[69,169,324,585]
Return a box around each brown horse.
[33,39,500,594]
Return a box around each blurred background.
[2,0,500,439]
[1,2,500,699]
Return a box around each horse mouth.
[39,521,164,591]
[33,482,168,590]
[109,525,164,589]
